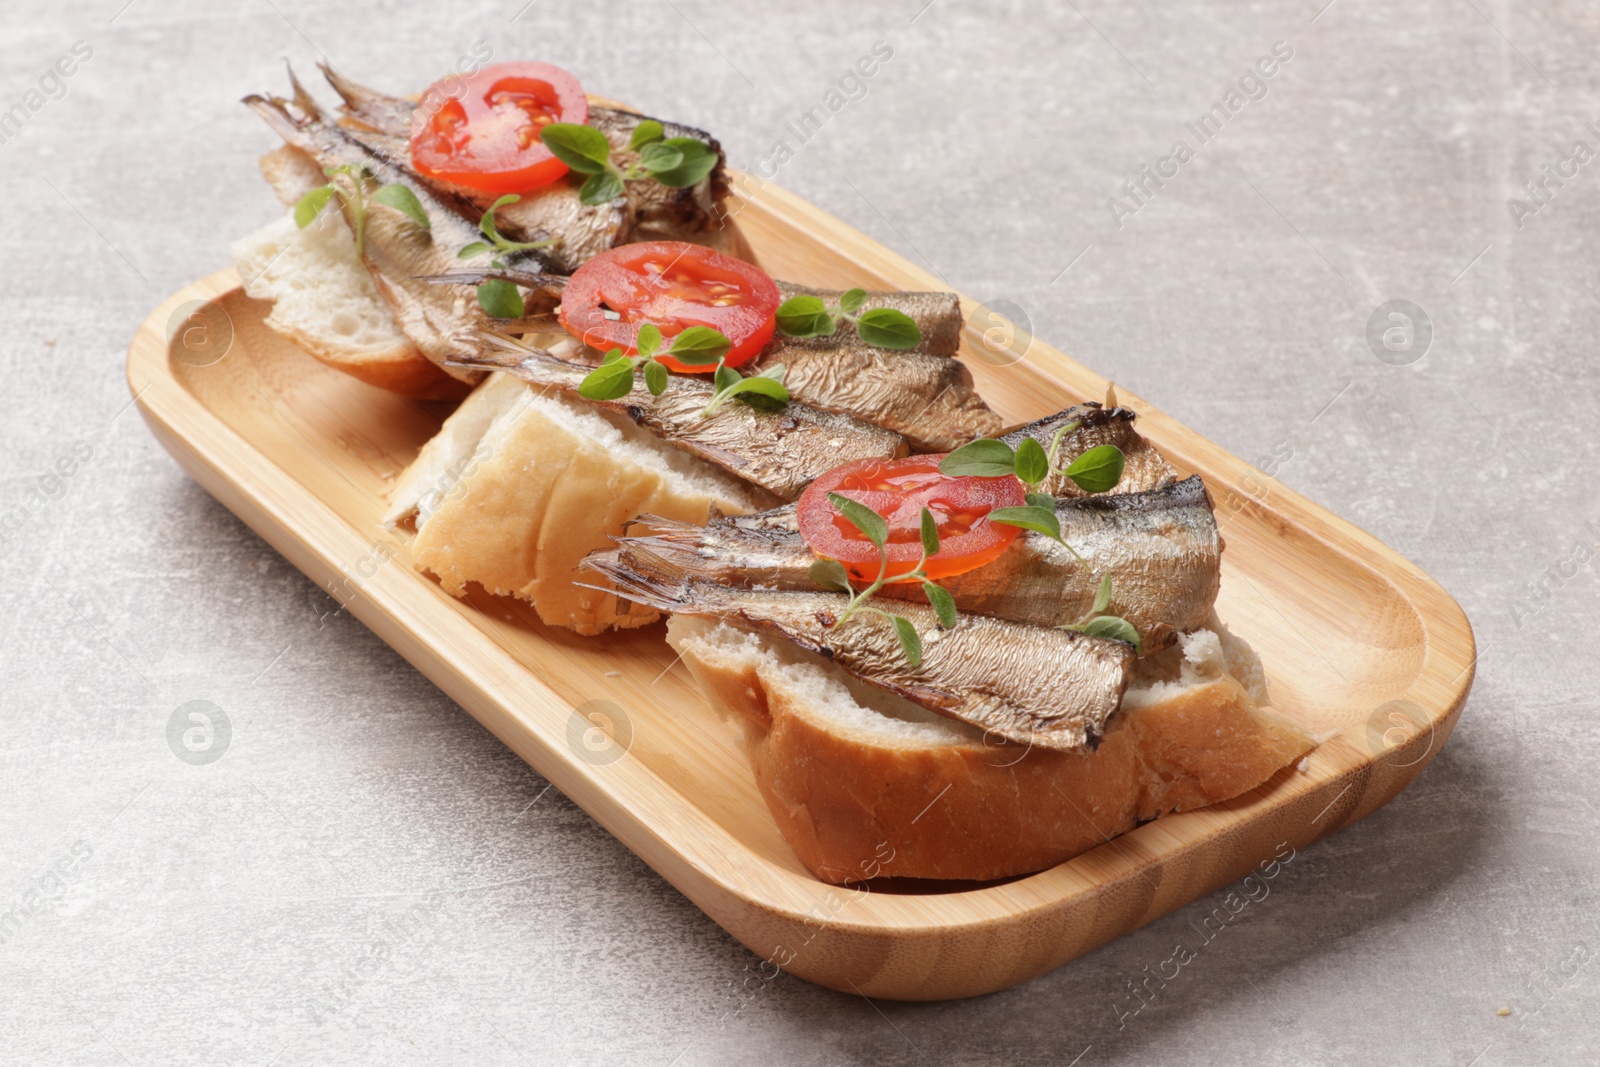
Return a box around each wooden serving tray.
[127,179,1474,1001]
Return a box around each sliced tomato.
[797,456,1026,584]
[558,241,779,371]
[409,62,588,195]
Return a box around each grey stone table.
[3,1,1596,1063]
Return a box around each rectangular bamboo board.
[126,177,1474,1001]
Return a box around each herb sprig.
[578,323,724,399]
[575,323,792,416]
[702,361,790,416]
[540,120,719,206]
[774,288,922,350]
[1057,575,1143,652]
[809,499,958,667]
[295,164,429,258]
[940,424,1143,651]
[455,194,562,318]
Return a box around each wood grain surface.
[125,177,1475,1000]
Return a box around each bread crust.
[248,146,467,401]
[392,375,773,634]
[669,618,1314,884]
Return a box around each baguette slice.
[385,372,778,635]
[667,614,1315,884]
[230,146,467,401]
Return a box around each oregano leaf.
[923,582,958,629]
[890,614,923,667]
[1062,444,1126,494]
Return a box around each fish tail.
[318,61,378,117]
[420,268,568,295]
[580,551,698,614]
[614,522,725,586]
[241,92,309,148]
[442,330,556,375]
[283,61,323,122]
[625,515,706,540]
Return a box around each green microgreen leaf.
[648,137,718,186]
[839,287,868,315]
[665,326,732,366]
[988,504,1063,542]
[638,141,685,174]
[628,119,665,150]
[294,184,336,228]
[479,194,520,243]
[579,170,625,205]
[736,364,790,411]
[722,372,790,409]
[1024,492,1056,512]
[1062,444,1126,494]
[540,123,612,174]
[890,614,923,667]
[923,582,957,629]
[809,558,852,593]
[855,307,921,350]
[1013,436,1050,487]
[1044,420,1081,469]
[370,183,430,231]
[1082,614,1142,653]
[939,439,1017,478]
[827,492,888,550]
[774,295,835,339]
[577,356,638,401]
[643,358,669,396]
[636,323,663,360]
[713,362,741,394]
[1092,573,1114,617]
[475,278,525,319]
[919,507,940,558]
[457,241,493,260]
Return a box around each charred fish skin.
[615,476,1221,649]
[244,73,547,379]
[584,553,1133,752]
[588,107,731,245]
[446,338,907,501]
[772,283,964,357]
[750,340,1002,453]
[1001,404,1180,497]
[319,65,730,270]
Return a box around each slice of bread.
[385,373,780,634]
[231,146,467,400]
[666,614,1314,884]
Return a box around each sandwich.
[228,56,1317,885]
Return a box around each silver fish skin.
[772,282,964,357]
[320,64,731,271]
[1001,404,1180,497]
[417,267,998,451]
[244,74,547,380]
[334,121,624,274]
[445,335,907,501]
[615,476,1220,651]
[749,340,1001,453]
[584,553,1134,752]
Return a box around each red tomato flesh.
[797,456,1026,584]
[409,62,588,196]
[559,241,779,371]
